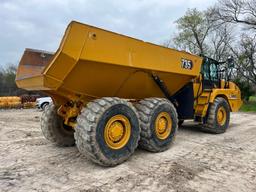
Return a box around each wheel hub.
[108,121,124,142]
[157,117,168,133]
[155,112,172,140]
[104,115,131,149]
[217,106,226,126]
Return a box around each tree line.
[0,64,41,97]
[0,64,21,96]
[165,0,256,100]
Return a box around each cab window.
[202,58,218,82]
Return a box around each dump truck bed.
[16,21,202,102]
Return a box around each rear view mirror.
[227,56,234,68]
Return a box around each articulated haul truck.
[16,21,242,166]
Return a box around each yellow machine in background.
[16,21,242,166]
[0,96,21,108]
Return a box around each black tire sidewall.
[96,104,140,160]
[41,104,75,146]
[48,105,74,138]
[150,103,177,148]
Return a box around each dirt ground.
[0,109,255,192]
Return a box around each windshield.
[202,57,219,82]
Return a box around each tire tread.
[135,98,178,152]
[74,97,140,166]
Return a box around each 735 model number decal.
[181,59,193,70]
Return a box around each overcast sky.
[0,0,217,67]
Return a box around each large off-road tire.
[135,98,178,152]
[74,97,140,166]
[201,97,230,134]
[41,104,75,146]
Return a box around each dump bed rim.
[70,20,202,59]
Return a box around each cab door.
[201,57,220,90]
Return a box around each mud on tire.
[40,104,75,146]
[135,98,178,152]
[74,97,140,166]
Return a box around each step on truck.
[16,21,242,166]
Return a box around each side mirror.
[227,56,234,68]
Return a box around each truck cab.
[192,56,242,132]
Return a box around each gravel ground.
[0,109,255,192]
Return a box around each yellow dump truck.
[16,21,242,166]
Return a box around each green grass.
[250,96,256,102]
[240,96,256,112]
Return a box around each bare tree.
[171,8,233,61]
[230,34,256,85]
[166,1,256,98]
[212,0,256,30]
[209,24,233,61]
[0,64,18,96]
[162,39,172,48]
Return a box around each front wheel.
[201,97,230,134]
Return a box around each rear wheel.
[201,97,230,134]
[74,97,140,166]
[135,98,178,152]
[41,104,75,146]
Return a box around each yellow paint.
[104,115,131,150]
[194,90,211,117]
[194,81,242,117]
[16,21,202,102]
[0,96,21,108]
[15,21,242,125]
[208,84,242,112]
[155,112,172,140]
[217,106,226,126]
[57,102,82,127]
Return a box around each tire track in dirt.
[0,110,256,192]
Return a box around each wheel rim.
[104,115,131,150]
[155,112,172,140]
[217,106,226,126]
